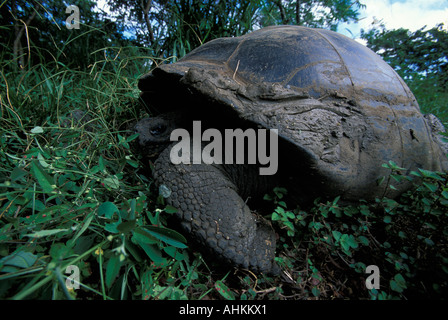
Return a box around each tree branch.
[275,0,287,24]
[296,0,301,25]
[141,0,154,44]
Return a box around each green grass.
[0,47,209,300]
[1,45,447,300]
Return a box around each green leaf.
[347,235,358,249]
[410,170,422,178]
[383,161,405,171]
[128,199,137,220]
[103,175,120,190]
[339,234,358,251]
[383,216,392,223]
[390,273,407,293]
[133,228,158,245]
[275,206,285,215]
[151,285,187,300]
[376,176,386,186]
[340,234,350,251]
[332,230,342,242]
[215,280,235,300]
[118,134,130,149]
[37,152,50,168]
[143,226,188,249]
[39,204,71,216]
[278,201,287,208]
[164,205,178,214]
[442,190,448,200]
[126,133,140,143]
[358,236,370,246]
[67,212,95,248]
[283,221,294,231]
[419,169,444,181]
[117,220,136,234]
[0,251,38,271]
[50,243,73,260]
[423,182,438,193]
[98,202,119,219]
[24,228,69,238]
[273,187,287,198]
[285,211,295,219]
[360,205,371,217]
[31,126,44,134]
[163,246,186,261]
[98,156,105,172]
[126,158,139,168]
[135,195,147,214]
[30,161,54,194]
[311,287,320,297]
[104,219,122,233]
[139,242,168,267]
[10,167,28,181]
[106,254,122,288]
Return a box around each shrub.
[268,161,448,299]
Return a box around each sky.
[96,0,448,42]
[339,0,448,40]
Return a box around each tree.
[361,23,448,87]
[106,0,365,61]
[107,0,263,61]
[0,0,133,71]
[361,23,448,120]
[1,0,365,70]
[259,0,365,31]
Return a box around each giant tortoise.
[134,25,448,274]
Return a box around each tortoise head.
[134,113,181,158]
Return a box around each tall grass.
[0,44,214,300]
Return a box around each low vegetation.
[1,44,447,300]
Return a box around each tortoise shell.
[139,25,447,201]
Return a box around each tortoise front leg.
[153,144,278,275]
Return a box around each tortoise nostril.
[150,124,168,136]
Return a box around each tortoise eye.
[150,124,167,136]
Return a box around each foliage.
[1,0,366,74]
[260,0,365,31]
[0,0,135,71]
[29,0,364,63]
[0,43,213,299]
[108,0,263,61]
[266,161,448,299]
[361,23,448,123]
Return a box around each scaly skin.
[153,143,279,274]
